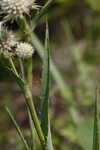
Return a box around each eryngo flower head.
[15,42,34,58]
[0,28,18,58]
[0,0,38,21]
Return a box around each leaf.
[92,89,99,150]
[32,0,53,30]
[40,21,50,141]
[47,120,54,150]
[5,107,30,150]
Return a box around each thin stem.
[26,58,33,91]
[18,56,37,150]
[17,17,48,149]
[9,56,45,149]
[5,107,30,150]
[18,58,25,80]
[18,57,35,149]
[25,57,36,150]
[23,85,46,149]
[28,110,36,150]
[9,57,19,77]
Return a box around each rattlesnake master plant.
[0,1,55,150]
[0,0,38,21]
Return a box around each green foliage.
[5,107,30,150]
[41,22,50,140]
[1,0,100,150]
[86,0,100,11]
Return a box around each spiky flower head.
[0,28,18,58]
[15,42,34,58]
[0,0,38,21]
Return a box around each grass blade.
[32,0,53,30]
[47,120,54,150]
[92,89,99,150]
[41,22,50,141]
[31,32,72,100]
[5,107,30,150]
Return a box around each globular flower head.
[0,28,18,58]
[15,42,34,58]
[0,0,38,21]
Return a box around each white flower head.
[0,0,38,21]
[15,42,34,58]
[0,30,18,58]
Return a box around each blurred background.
[0,0,100,150]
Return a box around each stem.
[23,85,46,149]
[26,57,35,150]
[9,57,19,77]
[17,17,49,149]
[19,57,36,150]
[26,58,33,90]
[18,58,25,80]
[28,111,36,150]
[9,57,45,149]
[5,107,30,150]
[8,56,45,149]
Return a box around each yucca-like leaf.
[40,22,50,141]
[5,107,30,150]
[92,89,99,150]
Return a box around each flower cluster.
[0,0,38,21]
[0,29,34,58]
[15,42,34,58]
[0,31,18,57]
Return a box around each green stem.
[5,107,30,150]
[19,57,35,150]
[17,17,50,149]
[23,85,46,149]
[26,57,36,150]
[26,58,33,90]
[18,58,25,80]
[9,56,45,149]
[9,57,19,77]
[28,110,36,150]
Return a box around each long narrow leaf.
[32,0,53,30]
[47,120,54,150]
[5,107,30,150]
[92,89,99,150]
[41,22,50,140]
